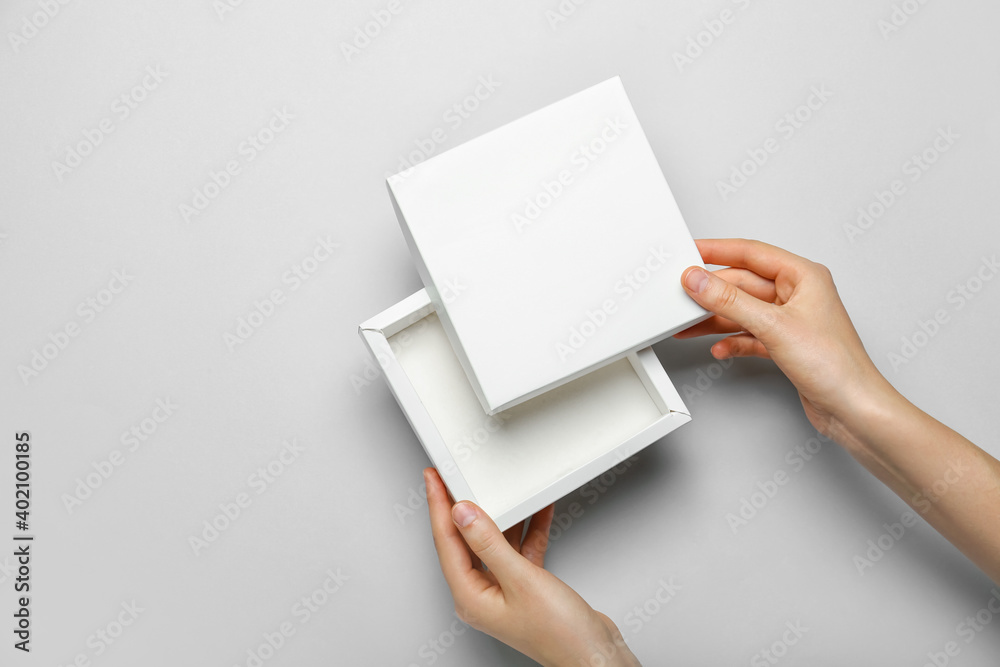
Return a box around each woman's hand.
[424,468,640,666]
[676,238,1000,582]
[675,238,889,435]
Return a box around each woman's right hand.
[674,238,890,436]
[676,239,1000,583]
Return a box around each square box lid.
[387,76,708,414]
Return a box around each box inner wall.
[390,313,662,518]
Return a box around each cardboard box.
[359,290,691,531]
[387,76,709,415]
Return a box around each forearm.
[829,377,1000,582]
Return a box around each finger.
[676,267,776,339]
[424,469,486,589]
[503,520,526,552]
[712,333,771,360]
[520,504,554,568]
[713,267,778,303]
[673,314,745,339]
[452,500,529,585]
[681,266,779,340]
[696,238,809,283]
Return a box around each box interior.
[390,312,666,519]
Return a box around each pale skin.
[425,238,1000,666]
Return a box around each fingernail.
[452,502,477,528]
[684,267,709,294]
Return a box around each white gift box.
[387,76,709,415]
[359,290,691,531]
[360,77,707,528]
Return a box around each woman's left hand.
[424,467,640,666]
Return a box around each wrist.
[553,614,639,667]
[570,637,639,667]
[823,370,913,456]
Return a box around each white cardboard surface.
[388,76,709,414]
[358,290,691,531]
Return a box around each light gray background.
[2,1,998,665]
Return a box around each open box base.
[359,290,692,531]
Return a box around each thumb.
[452,501,526,582]
[681,266,774,338]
